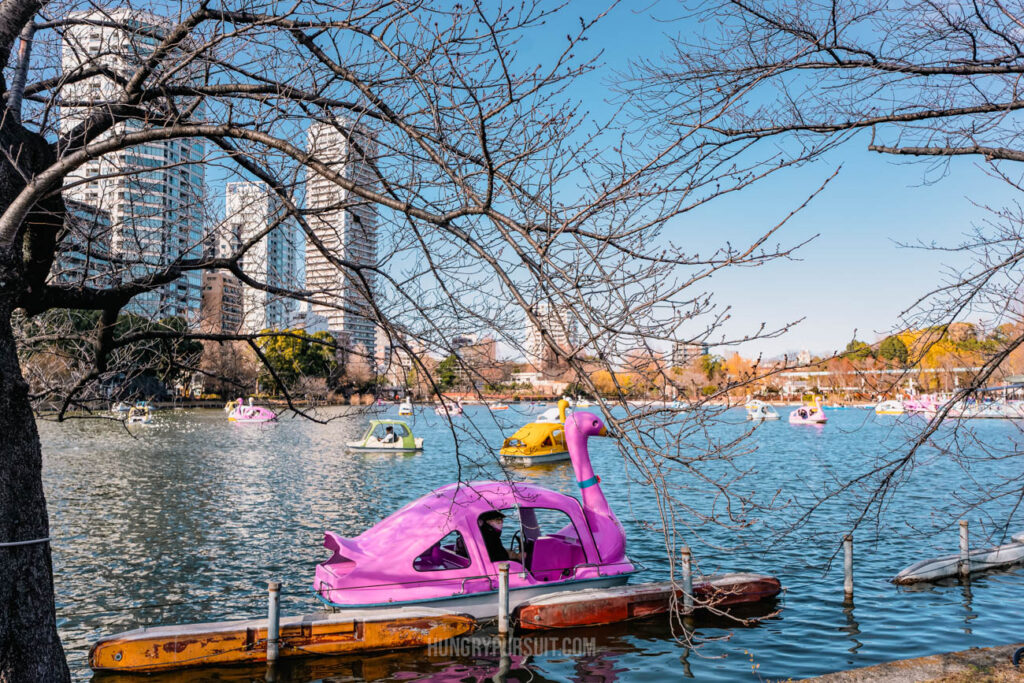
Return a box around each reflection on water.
[38,407,1024,682]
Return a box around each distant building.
[61,9,205,322]
[524,302,577,372]
[305,119,378,359]
[797,349,812,366]
[288,302,329,334]
[450,334,499,387]
[200,271,242,334]
[220,182,301,333]
[51,200,112,287]
[671,341,708,368]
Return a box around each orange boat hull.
[90,610,475,673]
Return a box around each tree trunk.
[0,248,69,681]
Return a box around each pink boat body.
[789,396,827,424]
[227,398,277,423]
[314,411,635,609]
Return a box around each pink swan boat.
[789,396,827,425]
[227,398,277,423]
[313,411,636,618]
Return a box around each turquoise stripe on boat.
[577,476,599,489]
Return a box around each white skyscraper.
[61,9,205,321]
[305,120,377,355]
[221,182,301,332]
[525,301,577,370]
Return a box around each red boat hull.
[515,573,781,630]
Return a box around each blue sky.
[522,2,1018,360]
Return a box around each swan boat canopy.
[347,420,424,452]
[500,400,572,465]
[314,411,636,618]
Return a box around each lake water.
[41,405,1024,681]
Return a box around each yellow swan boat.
[499,399,572,465]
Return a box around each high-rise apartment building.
[219,182,300,333]
[524,302,577,372]
[61,9,205,321]
[305,120,377,355]
[199,271,243,334]
[50,200,112,287]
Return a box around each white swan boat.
[745,400,780,421]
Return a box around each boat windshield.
[478,507,584,577]
[368,423,410,441]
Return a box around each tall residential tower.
[61,9,205,321]
[219,182,301,333]
[305,120,378,356]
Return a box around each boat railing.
[315,559,640,598]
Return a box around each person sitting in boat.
[381,425,398,443]
[478,510,522,563]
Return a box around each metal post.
[497,562,510,636]
[959,520,970,578]
[680,546,693,614]
[843,535,853,598]
[266,581,281,662]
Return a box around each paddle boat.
[434,400,464,417]
[946,399,1024,419]
[875,399,904,415]
[227,397,277,423]
[347,420,424,452]
[110,401,131,415]
[745,400,780,421]
[397,398,413,416]
[789,396,827,424]
[127,403,153,425]
[489,403,509,411]
[314,409,637,618]
[500,400,572,465]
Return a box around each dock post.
[680,546,693,614]
[959,520,970,578]
[266,581,281,662]
[843,535,853,598]
[497,562,510,636]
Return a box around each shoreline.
[800,642,1024,682]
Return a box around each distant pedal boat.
[227,398,277,423]
[875,399,905,415]
[347,420,424,452]
[789,396,827,424]
[745,400,780,421]
[501,400,571,465]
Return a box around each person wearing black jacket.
[478,510,521,562]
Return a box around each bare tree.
[624,0,1024,541]
[0,0,821,677]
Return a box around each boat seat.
[529,535,585,581]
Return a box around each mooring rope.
[0,537,50,547]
